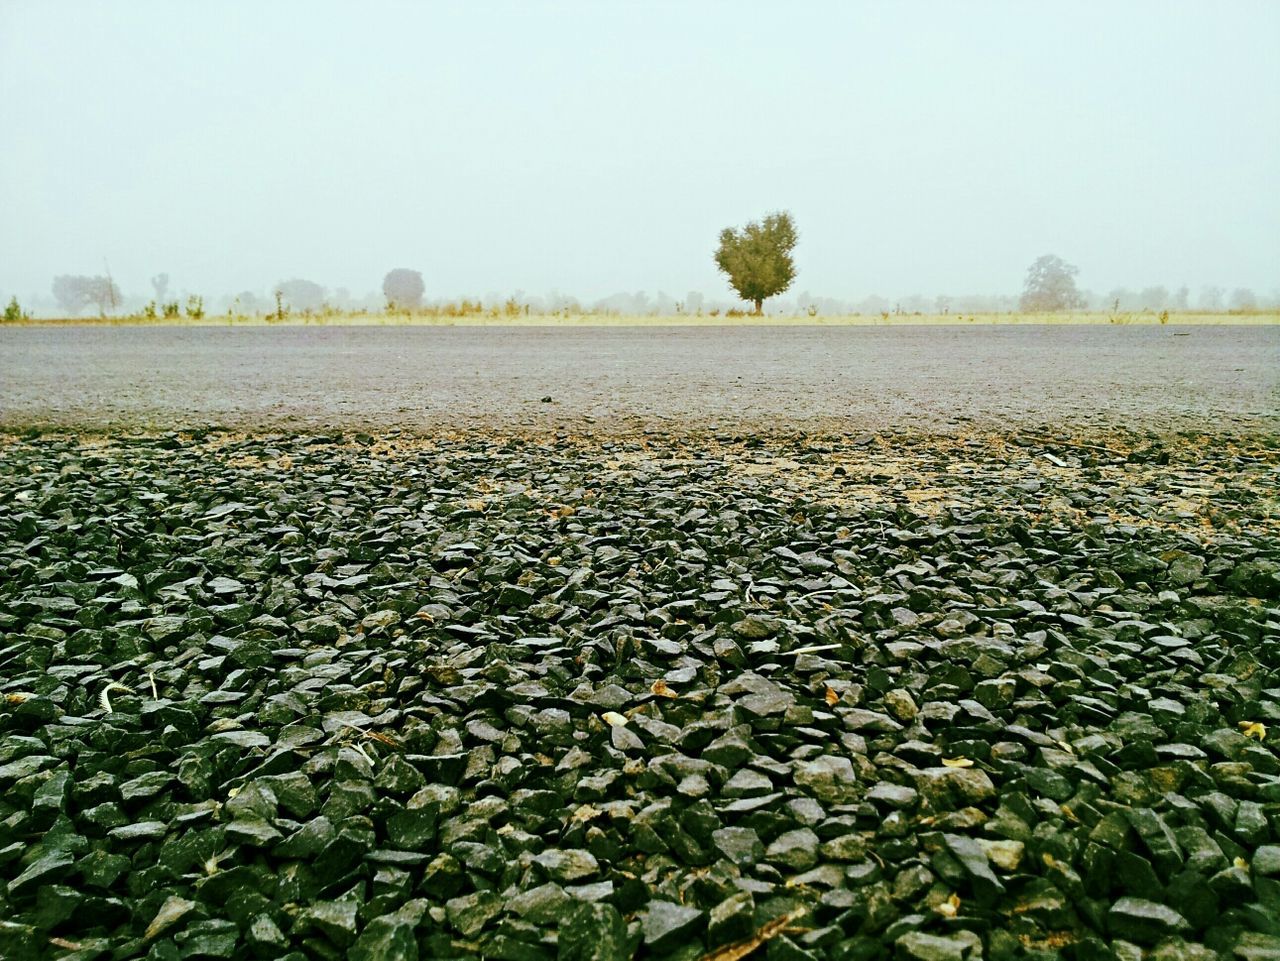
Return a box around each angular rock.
[1108,897,1191,944]
[557,901,631,961]
[641,901,704,952]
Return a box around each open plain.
[1,324,1278,961]
[0,324,1276,435]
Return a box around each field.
[1,324,1278,961]
[1,324,1276,436]
[7,311,1280,328]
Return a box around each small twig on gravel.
[695,909,808,961]
[796,588,843,600]
[98,682,132,714]
[786,644,842,656]
[340,721,401,750]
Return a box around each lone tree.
[382,268,425,310]
[1020,254,1085,311]
[51,274,121,316]
[714,211,798,315]
[275,278,326,312]
[1230,288,1258,311]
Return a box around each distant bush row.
[0,256,1271,321]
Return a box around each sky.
[2,1,1278,306]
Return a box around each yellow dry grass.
[7,310,1279,328]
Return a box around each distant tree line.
[1016,254,1262,313]
[3,249,1271,320]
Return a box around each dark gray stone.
[641,901,704,952]
[557,901,631,961]
[1108,897,1191,944]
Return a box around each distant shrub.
[162,301,181,319]
[276,279,327,313]
[441,299,486,318]
[1020,254,1085,311]
[186,295,204,320]
[382,268,425,311]
[52,275,121,316]
[3,296,30,323]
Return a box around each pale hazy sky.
[2,1,1277,304]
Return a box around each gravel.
[0,426,1277,960]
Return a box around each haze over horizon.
[2,0,1278,310]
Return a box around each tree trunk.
[753,298,763,316]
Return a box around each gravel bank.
[1,428,1277,960]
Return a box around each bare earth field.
[2,324,1279,961]
[0,324,1276,436]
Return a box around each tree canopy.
[1019,254,1085,311]
[275,278,326,312]
[714,211,798,314]
[382,268,425,310]
[51,275,121,316]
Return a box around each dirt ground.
[0,324,1276,436]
